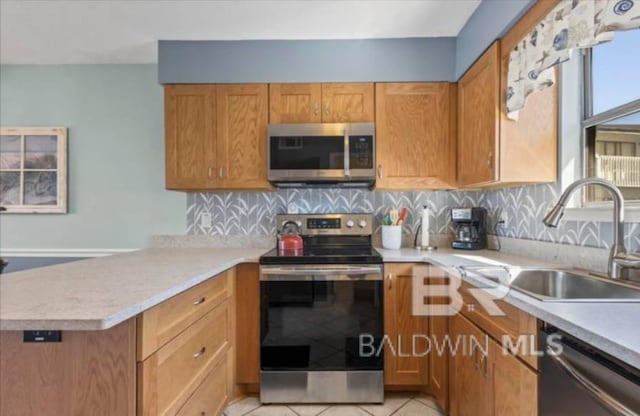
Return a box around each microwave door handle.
[546,346,639,416]
[344,129,351,178]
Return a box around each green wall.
[0,65,185,249]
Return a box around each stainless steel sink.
[459,266,640,302]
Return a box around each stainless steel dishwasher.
[540,326,640,415]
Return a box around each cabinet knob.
[219,167,224,179]
[377,165,383,179]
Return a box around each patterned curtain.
[506,0,640,119]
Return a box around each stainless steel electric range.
[259,213,384,404]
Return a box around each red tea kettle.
[278,221,303,255]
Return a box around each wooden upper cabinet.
[498,0,559,185]
[165,85,218,190]
[269,83,374,123]
[457,42,500,187]
[457,1,559,188]
[321,83,374,122]
[376,83,456,190]
[216,84,270,190]
[269,83,322,123]
[384,263,429,387]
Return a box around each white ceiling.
[0,0,481,64]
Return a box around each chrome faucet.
[543,177,640,279]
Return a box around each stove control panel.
[277,213,373,236]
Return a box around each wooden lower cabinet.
[177,350,231,416]
[383,263,429,387]
[137,299,232,415]
[450,313,538,416]
[0,320,137,416]
[235,263,260,385]
[450,314,493,416]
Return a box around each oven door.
[259,265,384,372]
[267,123,375,182]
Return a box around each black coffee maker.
[451,207,487,250]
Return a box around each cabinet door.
[384,263,429,387]
[321,83,374,122]
[491,340,538,416]
[427,266,449,413]
[235,264,260,384]
[269,83,322,123]
[216,84,270,190]
[450,314,492,416]
[498,1,558,184]
[375,83,455,190]
[165,85,217,190]
[458,42,500,187]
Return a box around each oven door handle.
[260,266,383,281]
[546,346,639,416]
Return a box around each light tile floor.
[224,394,443,416]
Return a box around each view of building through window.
[586,30,640,203]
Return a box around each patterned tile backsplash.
[187,183,640,252]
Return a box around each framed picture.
[0,127,67,213]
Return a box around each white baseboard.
[0,248,138,258]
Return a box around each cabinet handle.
[481,354,488,378]
[324,103,330,116]
[487,152,493,169]
[314,102,319,116]
[377,165,383,179]
[387,273,393,289]
[208,167,212,178]
[219,167,224,179]
[193,347,206,359]
[193,296,206,305]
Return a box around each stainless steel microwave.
[267,123,376,187]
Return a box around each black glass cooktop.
[259,245,382,265]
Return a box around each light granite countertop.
[0,248,267,331]
[379,247,640,369]
[1,245,638,369]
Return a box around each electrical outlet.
[200,212,212,228]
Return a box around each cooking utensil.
[398,208,408,225]
[278,221,303,254]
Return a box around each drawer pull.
[193,347,206,359]
[193,296,206,305]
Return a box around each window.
[0,127,67,213]
[584,29,640,204]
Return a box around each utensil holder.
[381,225,402,249]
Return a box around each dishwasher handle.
[547,346,639,416]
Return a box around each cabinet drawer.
[459,282,538,369]
[177,351,230,416]
[138,271,231,360]
[138,300,231,416]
